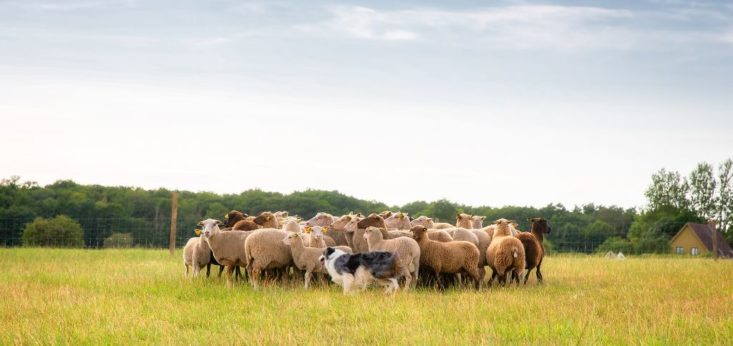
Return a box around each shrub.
[597,237,634,254]
[104,232,134,248]
[22,215,84,247]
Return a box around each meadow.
[1,248,732,345]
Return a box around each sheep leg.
[225,265,234,288]
[536,263,543,283]
[304,270,312,290]
[402,268,412,292]
[342,275,354,294]
[206,263,211,278]
[184,264,190,278]
[488,269,497,287]
[435,270,444,291]
[250,267,261,290]
[193,264,201,278]
[467,267,482,290]
[523,268,533,285]
[218,265,224,278]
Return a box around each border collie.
[319,247,403,295]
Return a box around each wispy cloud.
[297,4,733,50]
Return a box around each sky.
[1,0,732,209]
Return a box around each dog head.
[319,246,347,266]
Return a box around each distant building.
[668,223,733,258]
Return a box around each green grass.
[1,248,732,345]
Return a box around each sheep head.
[358,213,386,229]
[410,225,428,241]
[363,226,385,241]
[282,232,301,245]
[528,217,551,234]
[471,215,486,229]
[198,219,224,238]
[456,213,473,228]
[254,212,275,226]
[492,218,513,238]
[410,216,434,229]
[224,210,247,228]
[305,212,334,227]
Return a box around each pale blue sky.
[1,0,731,208]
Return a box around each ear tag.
[195,229,202,235]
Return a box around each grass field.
[1,248,732,345]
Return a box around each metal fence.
[0,216,680,255]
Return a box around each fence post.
[169,191,178,256]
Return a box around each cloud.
[297,4,733,50]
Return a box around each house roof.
[681,223,733,257]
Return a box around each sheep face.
[198,219,224,238]
[305,212,333,227]
[363,226,384,241]
[254,212,275,225]
[330,215,352,230]
[343,216,362,233]
[410,225,428,240]
[282,232,300,245]
[357,214,386,229]
[410,216,434,228]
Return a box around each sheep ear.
[480,216,486,220]
[197,221,203,226]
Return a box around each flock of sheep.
[183,210,552,293]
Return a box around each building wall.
[670,226,707,256]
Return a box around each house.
[668,223,733,258]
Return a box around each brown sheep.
[244,229,293,289]
[224,210,247,227]
[411,226,483,290]
[486,219,525,286]
[254,211,279,228]
[516,217,552,284]
[455,213,473,228]
[363,226,420,291]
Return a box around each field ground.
[1,249,732,345]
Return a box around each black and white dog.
[319,247,403,295]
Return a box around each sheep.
[304,212,335,227]
[282,219,302,233]
[384,212,411,230]
[445,228,480,247]
[198,219,252,288]
[411,226,483,290]
[471,229,491,267]
[471,215,486,229]
[304,226,336,248]
[455,213,473,228]
[411,216,435,229]
[427,229,453,243]
[486,219,526,286]
[516,217,552,284]
[433,222,455,229]
[363,226,420,291]
[328,213,359,246]
[224,210,248,228]
[282,232,326,289]
[244,228,293,289]
[253,211,279,228]
[182,229,226,278]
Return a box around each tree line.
[1,158,731,253]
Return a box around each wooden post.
[169,191,178,256]
[709,220,718,260]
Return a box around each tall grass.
[1,248,731,344]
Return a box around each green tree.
[689,162,717,220]
[22,215,84,247]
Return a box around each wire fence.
[0,217,678,255]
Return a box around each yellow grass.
[1,248,732,345]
